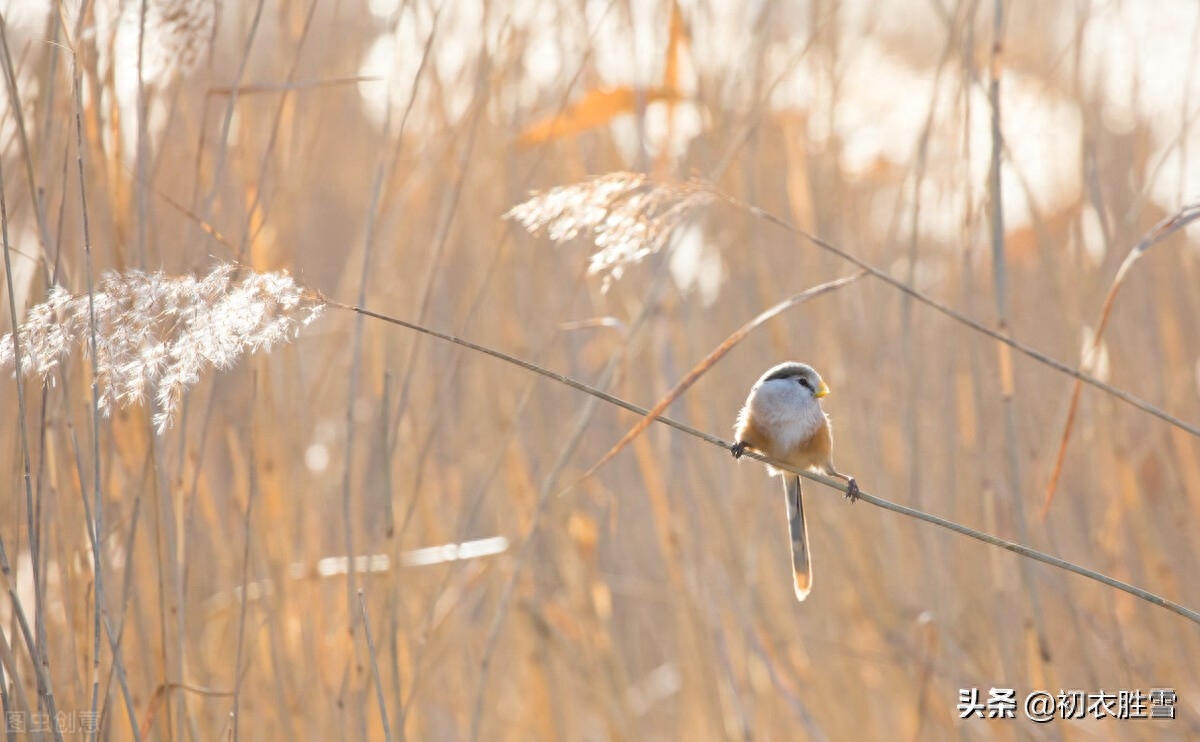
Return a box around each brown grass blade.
[149,183,235,250]
[653,1,689,176]
[1040,202,1200,518]
[516,87,677,147]
[139,682,233,740]
[664,1,687,96]
[562,271,865,493]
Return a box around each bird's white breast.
[749,379,828,457]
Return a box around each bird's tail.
[783,474,812,601]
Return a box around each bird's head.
[759,361,830,401]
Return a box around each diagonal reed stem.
[1041,202,1200,516]
[322,297,1200,627]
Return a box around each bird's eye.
[797,377,810,388]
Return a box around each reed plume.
[506,172,713,287]
[1,264,322,432]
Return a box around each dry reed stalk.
[1041,202,1200,517]
[328,297,1200,627]
[511,172,1200,447]
[564,271,865,492]
[230,378,258,741]
[137,681,233,740]
[984,0,1050,669]
[0,72,65,742]
[467,262,673,741]
[359,589,394,742]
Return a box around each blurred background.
[1,0,1199,738]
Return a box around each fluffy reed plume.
[111,0,216,83]
[505,172,713,286]
[93,0,218,166]
[1,265,322,432]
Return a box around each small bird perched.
[731,362,859,601]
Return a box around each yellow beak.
[814,380,830,398]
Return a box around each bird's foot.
[845,478,860,503]
[731,441,746,459]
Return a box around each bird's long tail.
[783,474,812,601]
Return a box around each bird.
[730,362,859,601]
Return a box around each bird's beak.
[814,380,830,398]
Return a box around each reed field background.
[1,0,1199,739]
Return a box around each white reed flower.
[506,172,713,288]
[1,264,323,433]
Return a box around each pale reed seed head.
[0,264,323,433]
[108,0,218,86]
[93,0,218,167]
[505,172,713,288]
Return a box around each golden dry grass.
[1,0,1199,740]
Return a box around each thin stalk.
[358,590,392,742]
[322,299,1200,627]
[231,379,259,741]
[985,0,1050,663]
